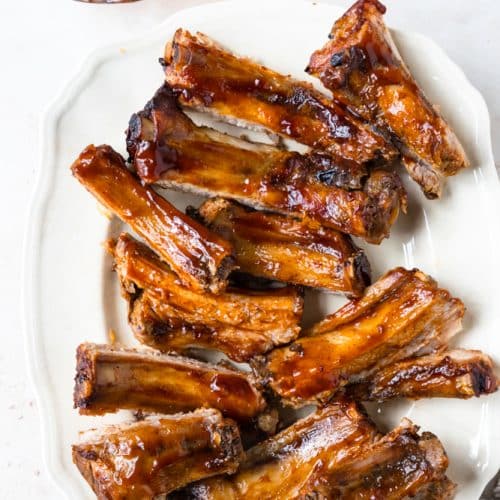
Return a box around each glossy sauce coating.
[184,404,452,499]
[311,420,452,499]
[262,267,465,405]
[194,197,371,296]
[72,409,243,499]
[307,0,469,198]
[345,348,498,401]
[127,85,406,243]
[70,144,234,293]
[73,343,266,420]
[163,29,397,164]
[110,234,303,362]
[185,402,379,499]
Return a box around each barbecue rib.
[71,144,234,293]
[74,343,266,420]
[163,29,397,164]
[344,349,498,401]
[183,402,377,499]
[183,403,453,499]
[108,234,303,362]
[307,0,469,198]
[191,198,371,295]
[308,419,454,499]
[259,267,465,405]
[127,84,406,243]
[73,409,243,499]
[127,291,302,363]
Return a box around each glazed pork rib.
[73,409,243,500]
[109,234,303,362]
[260,267,465,406]
[128,291,302,363]
[309,419,454,499]
[71,144,234,293]
[183,403,453,499]
[191,198,371,296]
[127,84,406,243]
[183,402,377,499]
[307,0,469,198]
[74,343,266,420]
[345,349,498,401]
[163,29,397,164]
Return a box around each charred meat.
[127,85,406,243]
[345,349,498,401]
[308,419,454,499]
[163,29,397,164]
[307,0,469,198]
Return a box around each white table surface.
[1,0,498,497]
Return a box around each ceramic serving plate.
[24,1,500,498]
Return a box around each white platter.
[24,1,500,498]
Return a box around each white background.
[1,0,499,497]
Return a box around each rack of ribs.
[108,234,303,362]
[307,0,469,198]
[259,267,465,406]
[71,144,234,293]
[72,409,243,499]
[191,197,371,296]
[73,343,266,420]
[127,84,406,243]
